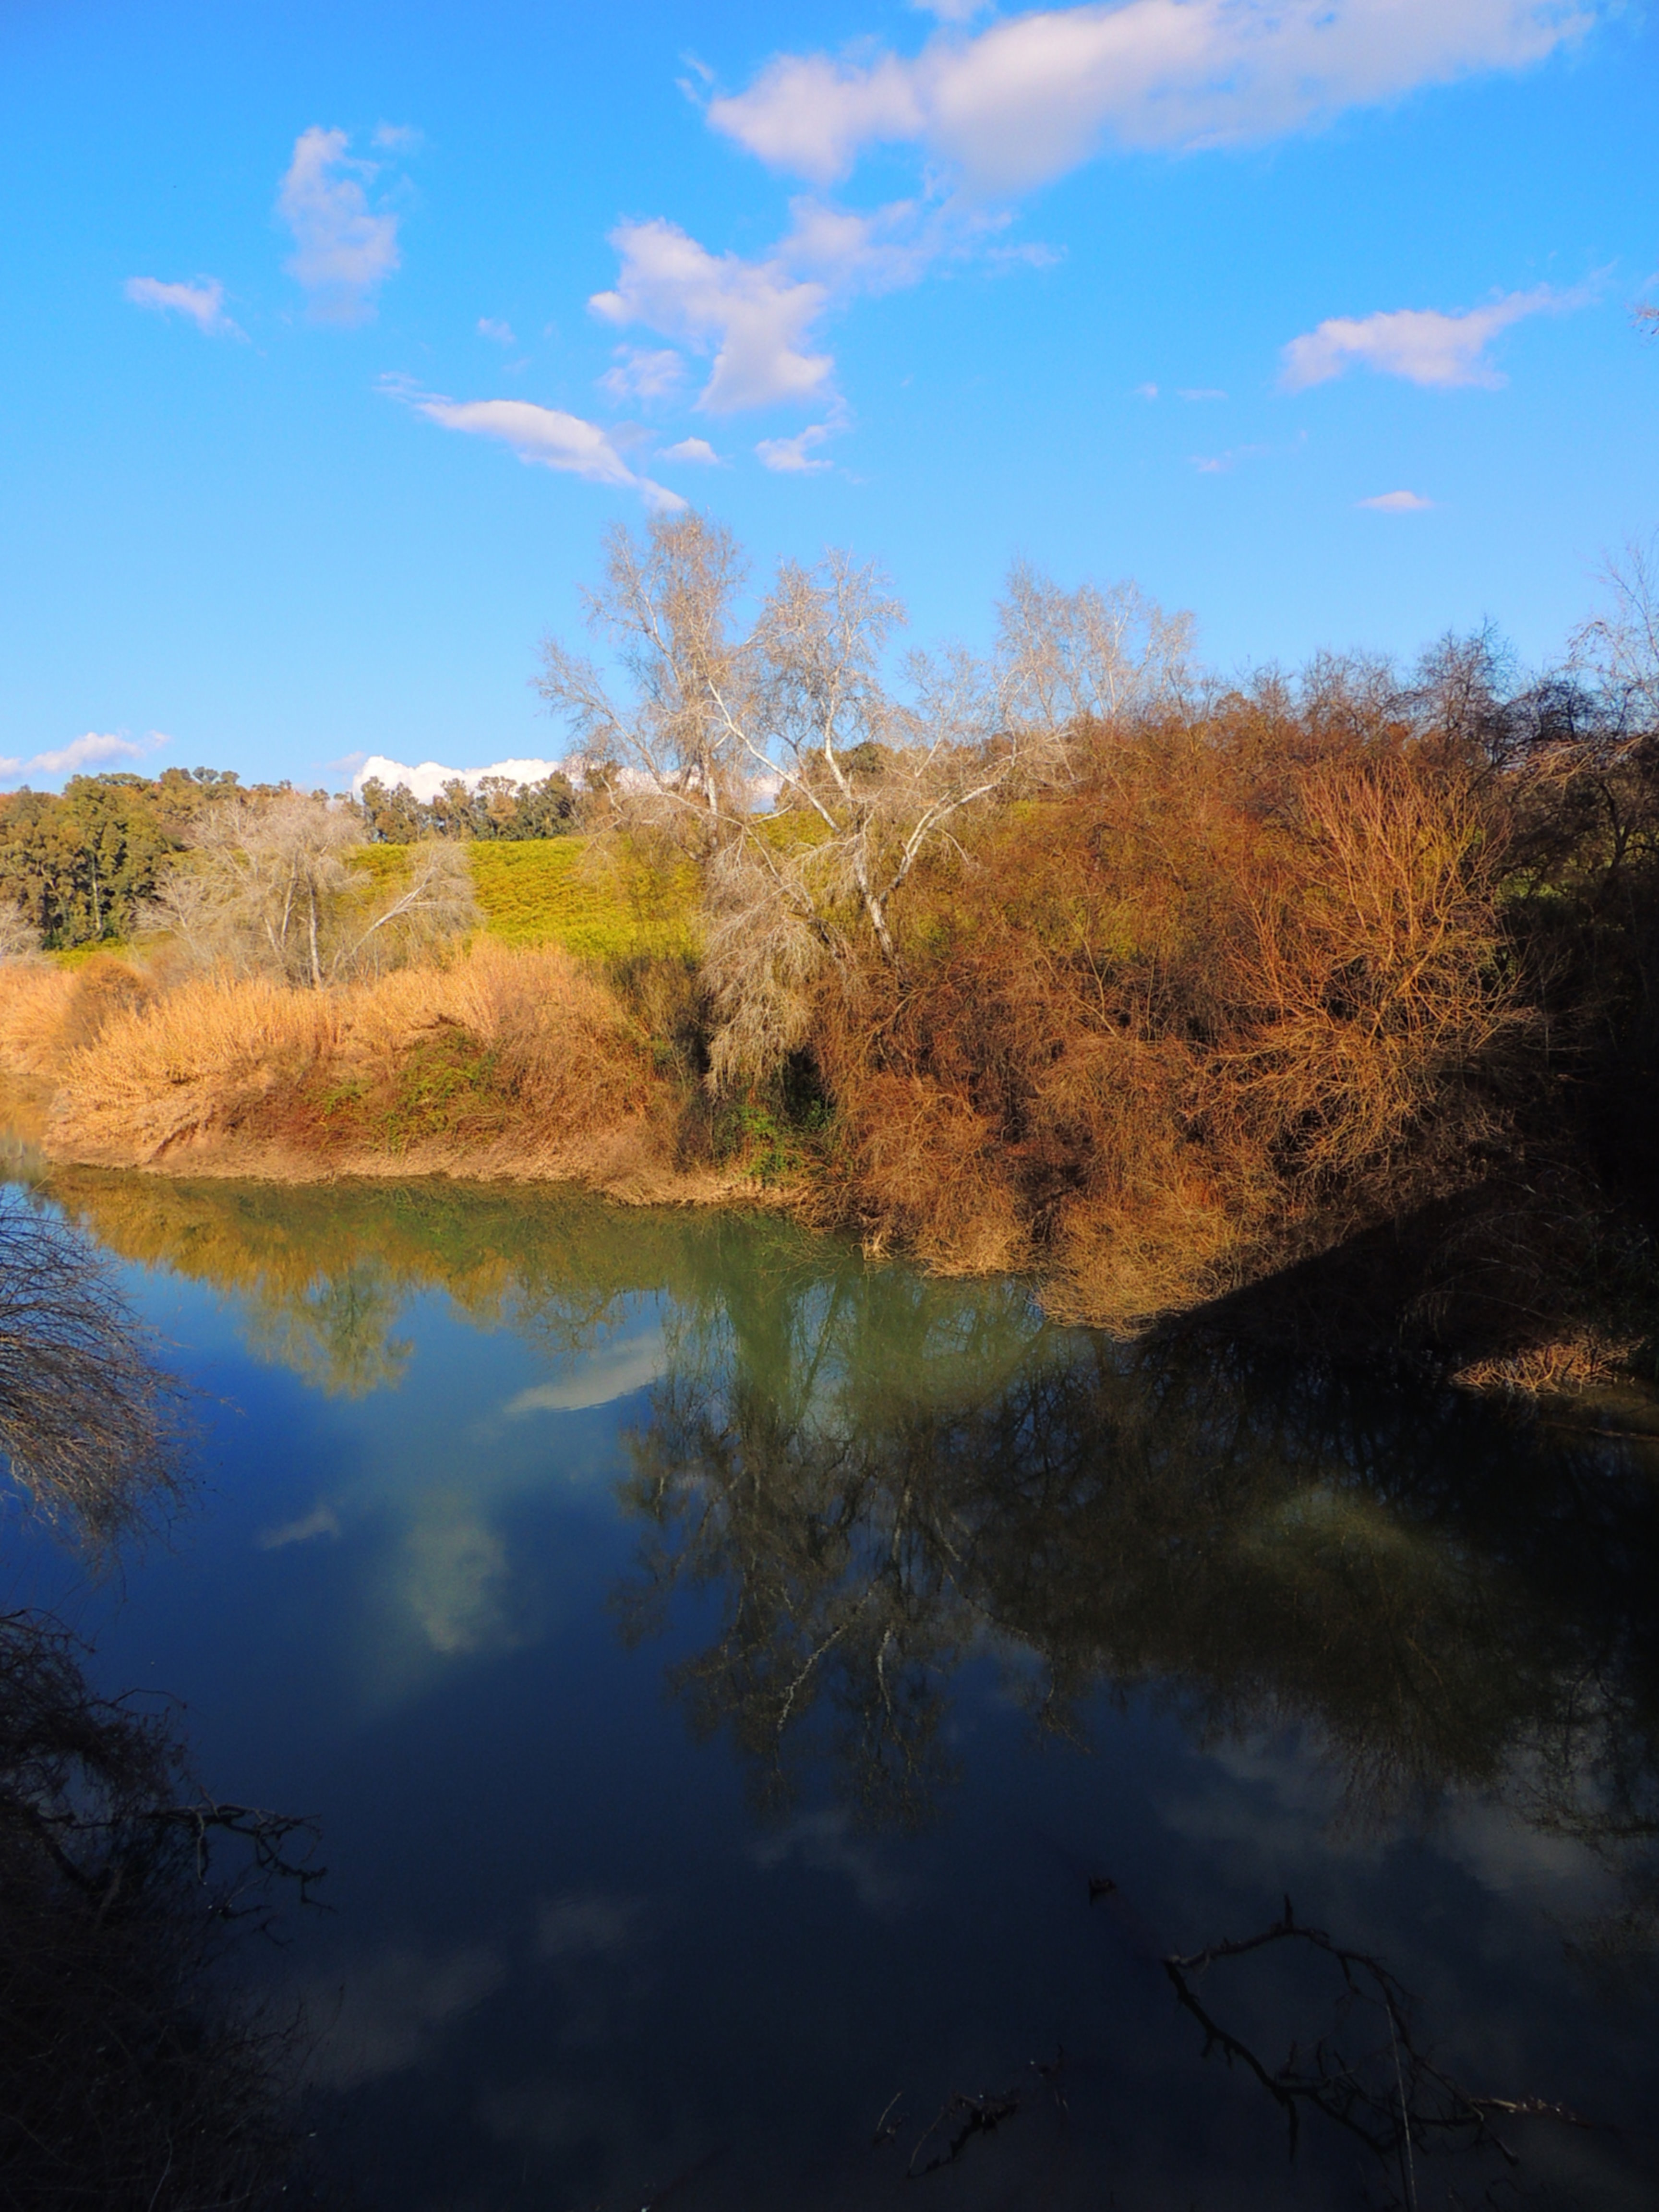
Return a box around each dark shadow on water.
[0,1186,328,2210]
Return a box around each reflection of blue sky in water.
[7,1178,1656,2212]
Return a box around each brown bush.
[800,692,1522,1330]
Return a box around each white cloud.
[1357,487,1435,509]
[373,121,424,152]
[353,753,573,804]
[389,383,683,507]
[1133,380,1160,398]
[536,1891,644,1959]
[659,436,723,464]
[504,1331,668,1414]
[591,218,833,412]
[586,199,955,421]
[123,275,242,338]
[598,344,686,402]
[477,315,517,346]
[258,1503,341,1550]
[708,0,1595,192]
[778,195,942,294]
[756,422,837,472]
[303,1943,505,2088]
[1189,442,1268,473]
[1280,284,1576,388]
[750,1810,908,1912]
[277,125,401,323]
[0,732,158,787]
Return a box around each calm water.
[5,1160,1659,2210]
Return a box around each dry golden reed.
[7,940,723,1201]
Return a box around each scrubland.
[5,515,1659,1381]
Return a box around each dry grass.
[9,940,730,1201]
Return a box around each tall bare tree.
[536,512,752,839]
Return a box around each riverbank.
[5,937,1657,1399]
[0,942,743,1207]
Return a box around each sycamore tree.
[537,511,1192,1084]
[148,793,476,987]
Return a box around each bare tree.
[539,516,1059,1082]
[1572,536,1659,729]
[148,792,477,986]
[0,900,40,962]
[536,512,753,840]
[0,1193,186,1545]
[993,558,1193,746]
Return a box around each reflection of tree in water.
[0,1191,320,2209]
[242,1254,415,1397]
[617,1270,1659,1926]
[25,1168,1659,1919]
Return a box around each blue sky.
[1,0,1653,790]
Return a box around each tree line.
[0,761,583,954]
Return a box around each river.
[5,1159,1657,2209]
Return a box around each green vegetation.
[0,770,249,950]
[465,837,701,958]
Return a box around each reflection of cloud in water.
[505,1330,666,1417]
[1442,1794,1617,1911]
[1158,1731,1373,1872]
[257,1503,340,1551]
[306,1941,506,2087]
[1166,1732,1618,1922]
[404,1517,517,1655]
[750,1809,907,1913]
[536,1890,644,1960]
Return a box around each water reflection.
[0,1188,319,2210]
[25,1166,1659,2204]
[43,1170,1659,1930]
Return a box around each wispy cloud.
[386,380,682,508]
[659,436,723,464]
[756,421,838,472]
[599,344,686,403]
[258,1504,341,1550]
[1280,284,1582,389]
[277,126,402,324]
[0,732,163,788]
[477,316,517,346]
[1189,443,1270,474]
[123,275,242,338]
[1178,386,1227,401]
[706,0,1596,192]
[1357,488,1435,510]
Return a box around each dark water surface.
[6,1162,1659,2210]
